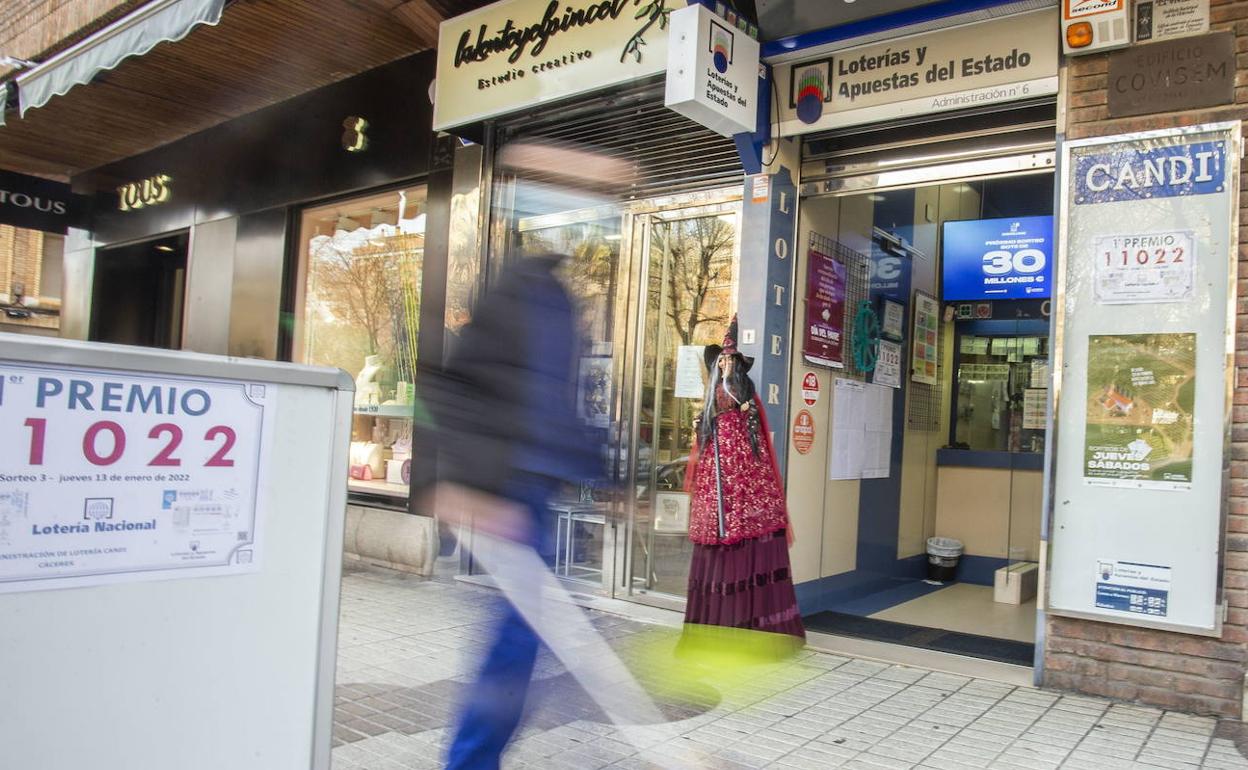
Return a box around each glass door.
[617,201,740,608]
[502,192,741,609]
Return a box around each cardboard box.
[994,561,1039,604]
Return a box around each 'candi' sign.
[117,174,171,212]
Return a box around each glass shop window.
[294,185,427,501]
[952,333,1049,453]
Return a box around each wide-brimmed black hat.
[703,314,754,373]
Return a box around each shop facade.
[436,0,1248,717]
[434,0,752,607]
[60,51,456,572]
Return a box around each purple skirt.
[683,528,805,640]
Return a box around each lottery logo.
[791,60,831,125]
[710,20,734,74]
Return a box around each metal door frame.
[614,193,742,611]
[508,187,743,609]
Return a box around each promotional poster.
[803,248,847,368]
[1083,333,1195,489]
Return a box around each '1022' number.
[21,419,236,467]
[1104,247,1185,267]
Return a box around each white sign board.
[0,362,273,592]
[774,7,1058,137]
[434,0,675,130]
[1093,230,1196,304]
[874,339,902,389]
[1136,0,1209,42]
[664,3,759,138]
[1049,123,1239,635]
[830,378,893,480]
[0,335,352,770]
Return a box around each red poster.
[803,248,847,368]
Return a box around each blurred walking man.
[416,251,600,770]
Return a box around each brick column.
[1043,0,1248,718]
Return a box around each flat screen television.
[942,215,1054,301]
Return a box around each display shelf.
[352,404,415,418]
[348,478,409,499]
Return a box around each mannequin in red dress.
[682,316,805,640]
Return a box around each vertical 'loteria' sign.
[664,3,758,138]
[433,0,674,131]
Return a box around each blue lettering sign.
[1074,140,1226,205]
[942,216,1053,301]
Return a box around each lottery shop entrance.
[787,104,1058,667]
[471,84,746,612]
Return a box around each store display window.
[952,330,1049,453]
[294,185,427,502]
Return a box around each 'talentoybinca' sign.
[434,0,674,130]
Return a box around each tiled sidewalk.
[331,564,1248,770]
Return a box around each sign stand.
[0,335,354,770]
[1047,123,1240,636]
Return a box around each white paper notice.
[0,362,274,593]
[1093,230,1195,304]
[874,340,902,389]
[674,345,707,398]
[1023,388,1048,430]
[830,378,893,480]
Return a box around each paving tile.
[328,565,1244,770]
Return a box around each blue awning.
[14,0,224,118]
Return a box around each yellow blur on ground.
[616,623,806,716]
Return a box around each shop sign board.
[664,3,758,138]
[0,169,87,235]
[1106,31,1233,118]
[941,216,1054,301]
[0,362,274,593]
[802,247,847,369]
[433,0,675,131]
[1049,123,1239,635]
[774,8,1058,137]
[1135,0,1209,42]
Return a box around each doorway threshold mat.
[802,611,1034,667]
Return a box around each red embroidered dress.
[687,388,788,545]
[680,316,805,642]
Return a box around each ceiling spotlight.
[155,244,175,252]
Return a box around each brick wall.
[0,0,143,78]
[0,224,42,299]
[1043,0,1248,718]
